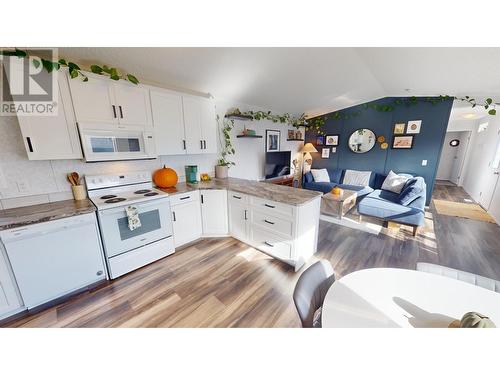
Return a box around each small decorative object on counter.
[448,312,496,328]
[200,173,211,182]
[67,172,87,201]
[185,165,198,184]
[153,165,178,188]
[331,186,343,196]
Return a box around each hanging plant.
[216,114,236,167]
[0,48,139,85]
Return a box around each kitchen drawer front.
[251,210,293,237]
[250,196,294,217]
[251,227,292,260]
[169,190,199,206]
[228,190,248,204]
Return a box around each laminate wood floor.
[4,185,500,328]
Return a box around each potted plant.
[216,115,235,179]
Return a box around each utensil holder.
[71,185,87,201]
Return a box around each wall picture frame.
[316,135,325,146]
[392,135,414,149]
[266,130,281,152]
[407,120,422,134]
[331,147,337,153]
[393,123,406,135]
[321,148,330,158]
[325,134,339,146]
[287,129,296,139]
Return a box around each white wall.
[436,132,460,180]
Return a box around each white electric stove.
[86,171,174,279]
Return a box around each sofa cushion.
[398,177,426,206]
[342,169,371,186]
[381,170,410,194]
[372,173,387,189]
[303,181,337,194]
[337,184,374,199]
[327,168,344,184]
[358,190,425,226]
[311,169,330,183]
[304,172,314,184]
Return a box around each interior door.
[68,75,117,124]
[478,126,500,209]
[450,131,471,185]
[150,89,186,155]
[113,83,152,128]
[200,98,218,154]
[182,96,204,154]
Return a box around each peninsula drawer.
[228,191,248,204]
[251,227,292,260]
[251,210,293,237]
[250,197,294,217]
[169,191,199,206]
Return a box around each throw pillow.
[343,169,371,186]
[381,170,409,194]
[398,177,425,206]
[310,169,330,183]
[304,172,314,183]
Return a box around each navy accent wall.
[305,97,453,204]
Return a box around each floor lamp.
[299,142,318,188]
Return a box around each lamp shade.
[300,142,318,153]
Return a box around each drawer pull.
[264,219,275,225]
[244,209,247,220]
[233,195,242,199]
[264,203,275,208]
[180,196,190,200]
[172,211,176,222]
[264,241,274,247]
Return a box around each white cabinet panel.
[250,226,292,260]
[200,189,228,236]
[171,199,202,247]
[183,95,204,154]
[68,75,117,124]
[200,98,217,154]
[151,89,186,155]
[0,244,23,319]
[229,199,249,242]
[114,83,152,128]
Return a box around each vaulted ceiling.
[59,47,500,117]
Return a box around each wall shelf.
[236,134,263,138]
[287,139,304,141]
[225,114,254,121]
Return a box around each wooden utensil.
[67,172,79,186]
[71,172,80,186]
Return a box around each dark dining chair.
[293,260,336,328]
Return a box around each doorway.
[436,131,471,185]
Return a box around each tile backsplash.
[0,114,218,209]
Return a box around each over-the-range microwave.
[78,123,157,162]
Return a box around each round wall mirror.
[348,129,376,153]
[450,139,460,147]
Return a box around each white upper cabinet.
[201,98,217,154]
[68,73,152,128]
[150,89,186,155]
[113,83,152,128]
[182,95,218,155]
[4,59,83,160]
[68,75,117,124]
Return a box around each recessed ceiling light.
[462,113,476,119]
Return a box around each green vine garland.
[216,115,236,167]
[0,48,139,85]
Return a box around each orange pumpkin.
[153,165,178,188]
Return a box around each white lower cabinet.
[170,191,202,247]
[0,243,23,320]
[200,189,229,236]
[228,198,249,242]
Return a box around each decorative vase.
[215,165,228,179]
[71,185,87,201]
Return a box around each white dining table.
[322,268,500,328]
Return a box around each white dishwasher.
[0,212,107,309]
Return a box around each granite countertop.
[159,177,322,206]
[0,199,96,231]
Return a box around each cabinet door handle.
[244,209,247,220]
[203,140,207,149]
[233,195,242,199]
[172,211,176,222]
[183,140,186,150]
[119,105,123,119]
[264,204,275,208]
[201,194,204,204]
[26,137,34,152]
[200,140,203,149]
[264,219,275,225]
[180,196,190,200]
[264,241,274,247]
[112,105,117,118]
